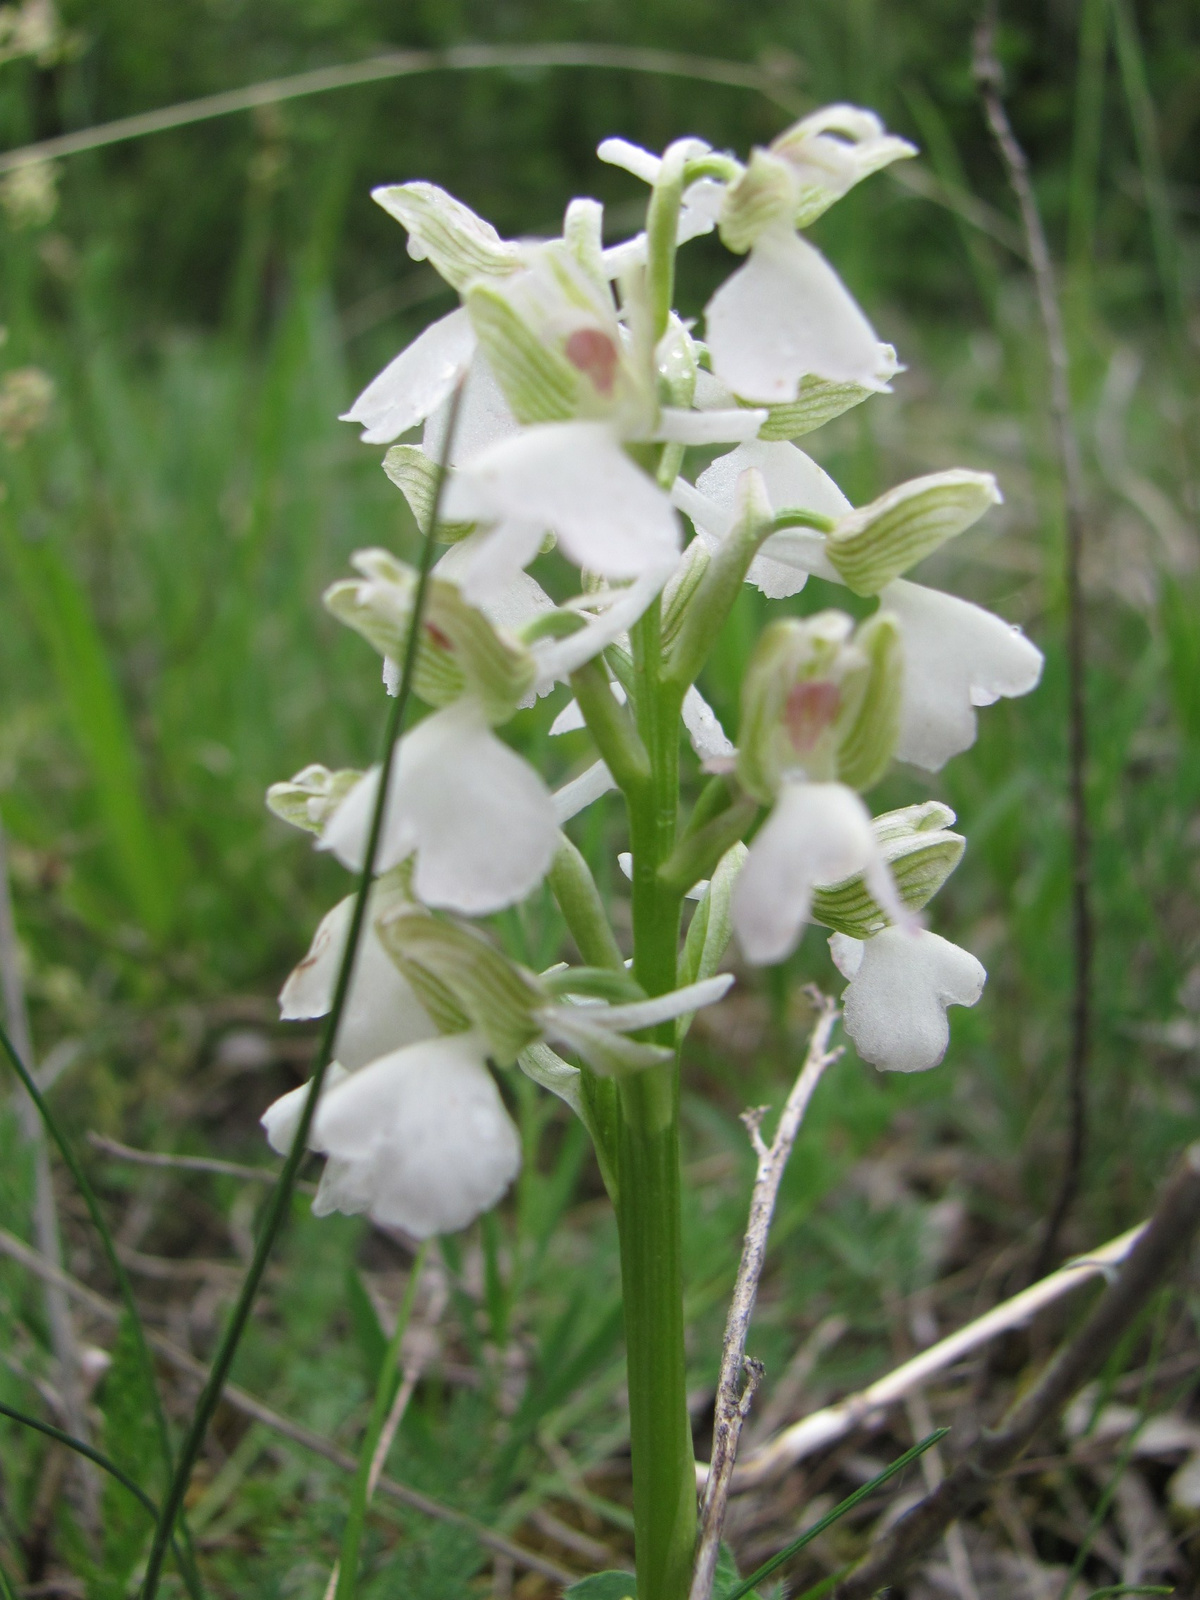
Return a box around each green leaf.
[563,1571,638,1598]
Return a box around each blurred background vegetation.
[0,0,1198,1594]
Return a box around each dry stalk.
[972,5,1094,1279]
[689,992,843,1600]
[725,1219,1146,1490]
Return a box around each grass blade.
[723,1429,949,1600]
[0,1022,204,1599]
[335,1241,429,1599]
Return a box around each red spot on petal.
[784,680,840,754]
[425,621,453,651]
[565,328,619,396]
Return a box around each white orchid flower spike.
[830,926,986,1072]
[318,699,557,914]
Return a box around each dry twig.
[829,1142,1200,1599]
[726,1220,1145,1490]
[0,1224,574,1587]
[689,993,843,1600]
[973,5,1093,1278]
[87,1130,318,1195]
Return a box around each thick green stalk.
[615,598,694,1600]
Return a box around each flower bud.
[267,764,362,834]
[464,243,652,429]
[770,105,917,228]
[371,181,524,291]
[827,470,1001,596]
[833,611,903,792]
[375,903,544,1066]
[718,149,798,254]
[811,801,965,938]
[738,611,895,800]
[323,548,537,723]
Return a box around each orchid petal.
[883,579,1045,771]
[689,440,849,597]
[444,421,680,583]
[732,780,901,965]
[279,894,436,1071]
[532,566,673,688]
[423,348,520,467]
[552,760,617,825]
[705,228,882,402]
[830,926,986,1072]
[682,685,734,760]
[319,701,557,913]
[309,1032,521,1236]
[340,308,476,445]
[652,407,767,445]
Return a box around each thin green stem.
[0,1023,204,1600]
[0,1554,16,1600]
[723,1430,949,1600]
[548,836,625,972]
[335,1242,429,1599]
[138,382,465,1600]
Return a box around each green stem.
[614,598,694,1600]
[335,1242,429,1599]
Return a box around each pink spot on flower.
[425,621,453,651]
[784,680,840,753]
[565,328,619,396]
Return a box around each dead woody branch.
[830,1141,1200,1600]
[690,992,843,1600]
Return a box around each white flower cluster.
[262,105,1043,1238]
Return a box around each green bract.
[826,469,1001,596]
[811,802,966,937]
[717,149,797,254]
[375,903,543,1065]
[749,347,899,439]
[371,181,524,290]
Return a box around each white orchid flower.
[263,1032,521,1238]
[676,439,850,599]
[340,307,478,446]
[441,420,682,604]
[705,228,885,403]
[829,926,986,1072]
[279,891,436,1071]
[732,779,905,965]
[319,699,557,914]
[882,578,1045,770]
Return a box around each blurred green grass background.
[1,0,1199,1592]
